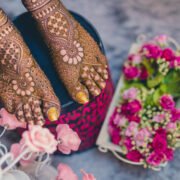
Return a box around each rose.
[122,87,139,100]
[166,122,177,132]
[128,54,142,64]
[125,121,138,137]
[139,66,149,80]
[159,94,175,110]
[127,115,141,123]
[152,134,167,153]
[156,128,167,139]
[81,170,96,180]
[174,56,180,68]
[126,150,143,162]
[113,113,127,127]
[147,151,165,166]
[153,114,165,123]
[154,35,168,46]
[164,148,174,161]
[56,124,81,154]
[22,125,57,154]
[123,65,139,80]
[134,128,151,147]
[121,100,142,116]
[161,48,175,62]
[0,108,26,130]
[124,137,133,151]
[171,108,180,122]
[141,44,161,59]
[110,127,121,145]
[56,163,78,180]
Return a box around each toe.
[31,99,45,126]
[43,101,60,122]
[16,106,26,123]
[89,67,106,89]
[94,65,109,80]
[23,103,34,124]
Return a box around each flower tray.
[14,12,114,152]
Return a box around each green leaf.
[147,74,164,88]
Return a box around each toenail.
[75,91,89,104]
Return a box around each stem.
[2,147,30,175]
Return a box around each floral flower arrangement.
[108,35,180,169]
[0,108,96,180]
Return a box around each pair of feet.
[0,0,108,126]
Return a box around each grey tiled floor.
[1,0,180,179]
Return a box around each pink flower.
[125,121,138,137]
[123,65,139,80]
[164,148,174,161]
[153,114,165,123]
[109,125,121,145]
[56,163,78,180]
[141,44,161,59]
[10,143,36,167]
[124,137,133,151]
[121,100,142,116]
[122,87,139,100]
[171,108,180,122]
[113,114,127,127]
[174,56,180,68]
[127,115,141,123]
[152,134,167,153]
[81,170,96,180]
[161,48,175,62]
[139,66,149,80]
[154,35,168,46]
[128,54,142,64]
[156,128,167,139]
[22,125,58,154]
[159,94,175,110]
[126,150,143,162]
[0,108,26,130]
[134,128,151,147]
[166,122,177,132]
[56,124,81,154]
[147,151,165,166]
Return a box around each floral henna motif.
[22,0,109,104]
[0,9,60,125]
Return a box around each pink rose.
[152,134,167,153]
[127,115,141,123]
[128,54,142,64]
[147,151,165,166]
[22,125,57,154]
[171,108,180,122]
[110,127,121,145]
[81,170,96,180]
[56,163,78,180]
[139,66,149,80]
[173,56,180,68]
[154,35,168,46]
[153,114,165,123]
[0,108,26,130]
[126,150,143,162]
[113,114,127,127]
[156,128,167,139]
[164,148,174,161]
[141,44,161,59]
[124,137,133,151]
[166,122,177,132]
[134,128,151,147]
[121,100,142,116]
[125,121,138,137]
[56,124,81,154]
[122,87,139,100]
[161,48,175,62]
[159,94,175,110]
[10,143,36,167]
[123,65,139,80]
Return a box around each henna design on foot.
[0,9,61,125]
[22,0,109,104]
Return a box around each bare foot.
[22,0,109,104]
[0,9,60,125]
